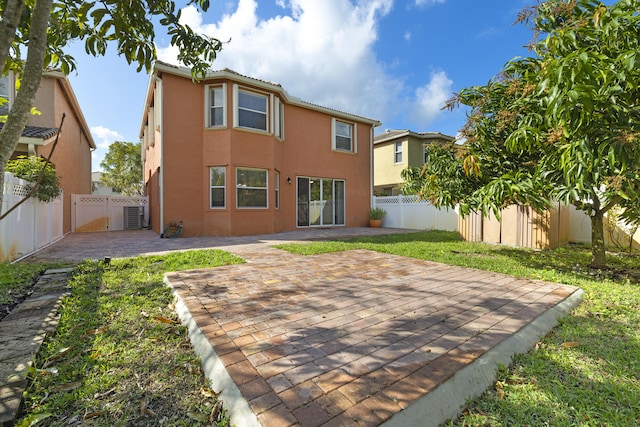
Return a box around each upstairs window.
[394,141,403,163]
[332,119,355,152]
[237,89,268,131]
[206,84,226,128]
[274,97,285,139]
[0,74,14,116]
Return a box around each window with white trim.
[423,143,428,164]
[274,97,285,139]
[210,167,226,208]
[237,167,268,208]
[206,84,226,128]
[332,119,355,152]
[394,141,403,163]
[274,171,280,209]
[0,73,13,115]
[236,88,268,131]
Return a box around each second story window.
[237,89,268,131]
[207,85,226,127]
[333,119,355,152]
[394,141,403,163]
[0,74,14,116]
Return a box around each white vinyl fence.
[71,194,149,232]
[373,195,458,231]
[1,172,63,262]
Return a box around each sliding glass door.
[297,177,345,227]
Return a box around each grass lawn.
[276,231,640,426]
[15,249,244,427]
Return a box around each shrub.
[6,156,61,202]
[368,207,387,220]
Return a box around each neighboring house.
[140,62,380,237]
[91,171,118,195]
[3,70,96,234]
[373,129,454,196]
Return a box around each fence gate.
[71,194,149,232]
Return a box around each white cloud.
[404,31,411,41]
[157,0,402,122]
[90,126,125,172]
[91,126,124,149]
[410,70,453,125]
[415,0,445,5]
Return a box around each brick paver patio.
[167,246,582,427]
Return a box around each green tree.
[0,0,222,215]
[403,0,640,268]
[6,155,61,202]
[100,141,143,196]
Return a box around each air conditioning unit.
[123,206,142,229]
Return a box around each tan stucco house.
[373,129,454,196]
[3,70,96,234]
[140,62,380,237]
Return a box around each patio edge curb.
[166,276,262,427]
[381,287,585,427]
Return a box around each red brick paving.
[167,248,580,426]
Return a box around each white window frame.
[205,83,227,128]
[394,141,403,164]
[274,170,280,209]
[236,167,268,209]
[274,97,285,139]
[423,143,428,164]
[331,118,357,153]
[209,166,226,209]
[233,85,269,132]
[0,72,15,115]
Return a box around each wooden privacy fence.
[374,195,639,250]
[71,194,149,232]
[1,172,63,262]
[459,203,571,249]
[372,195,458,232]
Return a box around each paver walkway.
[18,228,583,426]
[0,268,73,425]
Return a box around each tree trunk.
[591,209,606,268]
[0,0,53,216]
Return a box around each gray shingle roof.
[0,122,59,140]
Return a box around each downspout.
[157,76,164,235]
[370,126,374,208]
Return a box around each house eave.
[140,61,381,134]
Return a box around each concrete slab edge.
[382,287,584,427]
[166,277,262,427]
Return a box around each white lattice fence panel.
[72,194,149,232]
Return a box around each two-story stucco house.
[3,70,96,234]
[140,62,380,237]
[373,129,454,196]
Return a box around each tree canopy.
[6,155,61,202]
[100,141,143,196]
[0,0,223,215]
[403,0,640,267]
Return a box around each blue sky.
[65,0,535,171]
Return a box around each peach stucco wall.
[32,77,92,234]
[143,72,375,237]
